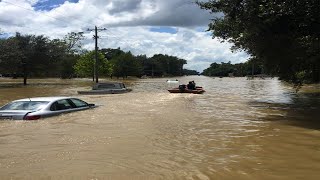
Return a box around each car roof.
[13,97,73,102]
[97,82,123,84]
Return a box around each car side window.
[50,99,73,111]
[69,98,88,108]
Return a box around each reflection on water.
[0,76,319,179]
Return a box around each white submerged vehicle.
[0,97,96,120]
[78,82,132,95]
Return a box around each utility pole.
[87,26,107,83]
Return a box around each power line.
[1,1,74,26]
[104,28,184,59]
[94,27,193,68]
[1,0,194,69]
[1,0,106,32]
[0,1,139,51]
[104,28,190,75]
[2,1,106,36]
[0,20,53,35]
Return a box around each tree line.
[0,32,85,83]
[197,0,319,84]
[0,32,195,85]
[202,59,264,77]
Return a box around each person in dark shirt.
[187,81,196,90]
[179,84,186,91]
[192,81,196,88]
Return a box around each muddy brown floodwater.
[0,76,319,179]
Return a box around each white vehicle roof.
[13,97,72,102]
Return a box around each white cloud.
[0,0,250,72]
[94,27,249,72]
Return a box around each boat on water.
[78,82,132,95]
[168,85,205,94]
[166,79,179,83]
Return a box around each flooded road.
[0,76,319,179]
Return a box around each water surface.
[0,76,319,179]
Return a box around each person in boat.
[179,84,186,91]
[187,81,196,90]
[192,81,196,88]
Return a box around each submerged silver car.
[0,97,95,120]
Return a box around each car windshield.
[0,101,49,111]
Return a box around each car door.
[68,98,91,111]
[47,99,77,116]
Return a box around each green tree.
[197,0,320,83]
[149,54,168,76]
[149,54,187,76]
[74,51,112,79]
[47,38,80,78]
[63,32,84,53]
[183,69,199,75]
[0,37,22,76]
[110,51,143,78]
[202,61,263,77]
[100,47,125,60]
[1,33,71,84]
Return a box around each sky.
[0,0,250,72]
